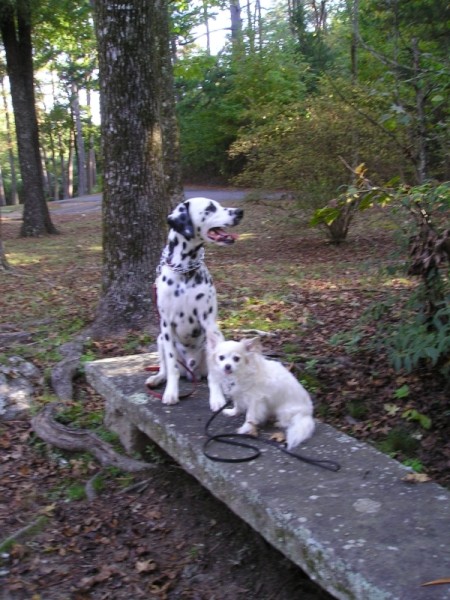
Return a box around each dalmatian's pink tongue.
[207,228,239,244]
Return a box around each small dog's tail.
[286,414,315,450]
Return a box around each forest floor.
[1,195,449,599]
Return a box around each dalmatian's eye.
[233,355,240,363]
[219,355,225,361]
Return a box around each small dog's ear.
[167,201,195,240]
[206,330,223,351]
[243,337,262,353]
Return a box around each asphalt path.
[1,187,251,220]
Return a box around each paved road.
[2,187,251,219]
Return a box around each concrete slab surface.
[86,353,450,600]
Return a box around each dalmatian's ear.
[167,201,195,240]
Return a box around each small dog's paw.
[223,407,239,417]
[209,395,227,412]
[162,392,179,405]
[237,422,258,437]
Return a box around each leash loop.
[203,403,261,463]
[203,402,341,472]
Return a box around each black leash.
[203,402,341,472]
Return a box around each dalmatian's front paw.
[145,373,166,388]
[162,391,180,405]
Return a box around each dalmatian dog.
[146,197,244,409]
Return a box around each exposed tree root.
[31,403,154,473]
[50,331,91,400]
[0,516,48,553]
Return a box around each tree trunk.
[0,2,58,236]
[202,0,211,55]
[230,0,244,51]
[64,129,74,199]
[86,87,97,194]
[92,0,174,336]
[0,217,12,271]
[412,38,427,184]
[72,81,88,196]
[1,76,19,205]
[0,162,6,206]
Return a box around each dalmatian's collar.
[157,245,205,275]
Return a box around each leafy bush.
[328,180,449,376]
[386,300,450,376]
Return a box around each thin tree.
[91,0,177,336]
[0,0,58,236]
[0,73,19,205]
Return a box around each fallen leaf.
[135,559,157,573]
[402,473,431,484]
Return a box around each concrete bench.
[86,353,450,600]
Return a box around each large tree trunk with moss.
[92,0,175,336]
[0,1,58,236]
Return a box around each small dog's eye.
[219,355,225,361]
[233,356,240,363]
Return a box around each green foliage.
[66,483,86,501]
[347,399,369,420]
[377,427,420,457]
[325,178,449,376]
[386,301,450,376]
[402,458,425,473]
[402,408,432,430]
[393,384,410,400]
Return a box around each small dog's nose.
[235,208,244,220]
[224,364,232,373]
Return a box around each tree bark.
[92,0,175,336]
[230,0,243,51]
[0,1,58,236]
[0,75,19,205]
[72,81,88,196]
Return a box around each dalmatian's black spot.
[193,308,198,316]
[205,201,217,214]
[167,278,173,286]
[188,316,194,324]
[195,272,204,285]
[208,306,213,314]
[164,333,169,341]
[179,312,184,318]
[168,236,179,254]
[196,293,205,301]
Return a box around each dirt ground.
[1,196,449,599]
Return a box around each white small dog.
[208,336,315,449]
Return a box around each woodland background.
[1,0,448,206]
[0,2,449,596]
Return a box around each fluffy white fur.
[208,336,315,449]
